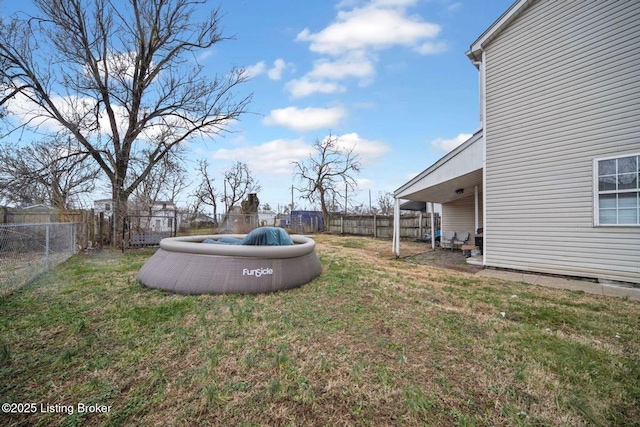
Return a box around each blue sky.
[3,0,516,212]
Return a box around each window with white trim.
[596,154,640,225]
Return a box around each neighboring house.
[394,0,640,284]
[94,199,114,218]
[258,210,277,227]
[99,199,179,234]
[182,212,216,227]
[143,201,179,233]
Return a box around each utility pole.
[223,179,228,213]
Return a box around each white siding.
[442,192,483,243]
[484,0,640,283]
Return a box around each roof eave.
[467,0,532,62]
[394,128,483,197]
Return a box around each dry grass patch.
[0,235,638,426]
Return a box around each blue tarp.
[203,227,294,246]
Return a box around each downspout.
[470,50,486,265]
[478,51,488,266]
[471,59,483,128]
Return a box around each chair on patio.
[441,231,456,250]
[454,231,470,249]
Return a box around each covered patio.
[392,130,485,261]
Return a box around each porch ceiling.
[395,129,484,204]
[400,169,483,204]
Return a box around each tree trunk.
[319,189,329,232]
[111,183,129,248]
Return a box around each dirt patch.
[403,247,484,274]
[318,234,483,274]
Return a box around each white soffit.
[395,130,483,203]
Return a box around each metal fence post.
[72,223,77,254]
[45,224,50,270]
[1,222,80,295]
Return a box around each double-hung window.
[595,154,640,225]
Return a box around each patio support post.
[430,202,435,250]
[474,185,479,233]
[392,198,400,257]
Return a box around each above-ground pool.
[138,232,322,294]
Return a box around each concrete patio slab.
[477,269,640,301]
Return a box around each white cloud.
[373,0,418,6]
[430,133,472,152]
[331,132,391,164]
[335,0,361,8]
[355,177,376,191]
[5,90,129,136]
[244,59,293,80]
[289,0,445,98]
[308,51,375,82]
[267,59,289,80]
[414,41,448,55]
[197,49,215,62]
[263,106,346,132]
[6,87,234,147]
[211,132,390,178]
[213,138,312,174]
[285,52,375,97]
[245,61,266,78]
[296,3,441,56]
[285,78,346,98]
[447,2,462,12]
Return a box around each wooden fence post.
[373,214,377,238]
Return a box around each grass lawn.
[1,235,638,426]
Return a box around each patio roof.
[399,200,427,211]
[394,129,484,204]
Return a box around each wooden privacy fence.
[327,213,440,239]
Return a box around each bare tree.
[292,133,361,230]
[0,0,251,243]
[0,136,100,209]
[222,161,261,214]
[129,149,189,216]
[192,158,220,226]
[377,191,394,215]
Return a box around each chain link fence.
[0,222,78,295]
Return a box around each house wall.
[149,207,179,232]
[93,199,113,218]
[483,0,640,283]
[442,192,483,244]
[258,212,277,226]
